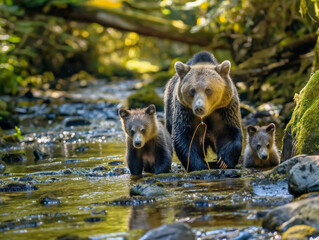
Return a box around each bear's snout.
[193,98,207,117]
[133,133,145,149]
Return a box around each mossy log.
[281,71,319,161]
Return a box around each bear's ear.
[145,104,156,116]
[175,61,191,79]
[216,60,231,76]
[266,123,275,134]
[247,125,257,136]
[118,108,130,119]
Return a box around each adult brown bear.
[164,51,242,171]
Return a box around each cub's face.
[118,105,157,149]
[247,124,275,161]
[175,61,234,118]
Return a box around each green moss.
[145,72,173,88]
[128,89,164,111]
[284,71,319,155]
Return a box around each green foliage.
[14,126,23,140]
[128,89,164,111]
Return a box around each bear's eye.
[130,129,135,135]
[205,88,213,96]
[189,88,196,97]
[257,144,261,150]
[140,128,146,133]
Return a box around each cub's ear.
[118,108,130,119]
[145,104,156,115]
[266,123,276,133]
[175,61,191,79]
[247,125,257,136]
[216,60,231,76]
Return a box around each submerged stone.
[75,145,89,153]
[84,217,105,223]
[108,161,124,166]
[2,153,26,164]
[56,234,90,240]
[63,117,91,127]
[105,196,155,206]
[130,183,168,197]
[0,218,40,232]
[140,222,194,240]
[0,183,38,192]
[40,196,61,206]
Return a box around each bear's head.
[247,123,276,161]
[118,104,157,149]
[174,60,234,118]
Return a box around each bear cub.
[243,123,280,168]
[119,104,172,175]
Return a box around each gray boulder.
[288,155,319,196]
[140,222,194,240]
[263,196,319,232]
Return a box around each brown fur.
[164,51,242,171]
[119,105,172,175]
[243,123,280,168]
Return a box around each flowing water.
[0,80,287,239]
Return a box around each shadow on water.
[0,80,286,239]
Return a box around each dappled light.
[1,0,319,239]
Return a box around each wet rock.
[112,167,130,175]
[108,161,124,166]
[2,134,20,143]
[63,159,81,164]
[288,155,319,196]
[105,196,155,206]
[56,234,89,240]
[1,153,26,164]
[144,169,244,183]
[0,219,40,232]
[34,147,49,160]
[63,169,73,174]
[201,227,280,240]
[140,222,194,240]
[19,176,33,182]
[282,225,318,240]
[40,196,61,206]
[130,183,168,197]
[63,117,91,127]
[92,166,107,172]
[91,210,106,215]
[84,217,105,222]
[46,113,57,120]
[0,183,38,192]
[0,160,5,173]
[75,145,89,153]
[263,196,319,232]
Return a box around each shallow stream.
[0,80,288,239]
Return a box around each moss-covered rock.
[281,71,319,161]
[128,88,164,111]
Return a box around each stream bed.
[0,79,288,240]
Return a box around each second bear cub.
[119,104,172,175]
[243,123,280,168]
